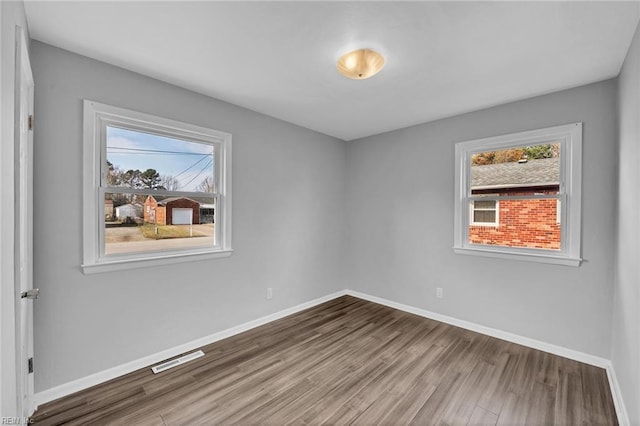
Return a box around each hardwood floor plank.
[377,380,438,425]
[580,362,619,425]
[467,405,499,426]
[555,369,586,425]
[409,369,465,424]
[476,350,520,415]
[442,360,496,425]
[496,392,529,426]
[32,296,618,425]
[524,381,556,425]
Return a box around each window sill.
[453,246,581,267]
[82,249,233,274]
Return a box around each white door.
[15,27,36,418]
[172,208,193,225]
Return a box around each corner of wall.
[611,16,640,426]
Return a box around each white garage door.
[172,208,193,225]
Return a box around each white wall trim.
[34,289,627,426]
[605,364,631,426]
[348,290,628,424]
[33,290,347,407]
[345,290,610,368]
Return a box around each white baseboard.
[606,364,631,426]
[34,288,628,426]
[345,290,610,368]
[34,290,348,407]
[347,290,629,424]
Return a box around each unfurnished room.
[0,1,639,425]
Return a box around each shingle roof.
[471,157,559,189]
[157,196,199,206]
[146,195,212,204]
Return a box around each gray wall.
[31,41,347,392]
[1,0,29,416]
[346,80,617,359]
[613,19,640,426]
[30,30,635,410]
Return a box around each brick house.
[469,157,560,249]
[104,199,114,220]
[144,196,201,226]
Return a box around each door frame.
[14,24,35,418]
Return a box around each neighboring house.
[115,203,142,221]
[144,195,201,225]
[469,157,560,249]
[199,203,215,224]
[104,199,114,220]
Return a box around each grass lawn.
[140,224,207,239]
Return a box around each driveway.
[104,226,146,243]
[104,223,215,255]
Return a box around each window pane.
[474,200,496,210]
[471,143,560,197]
[105,192,216,256]
[474,210,496,223]
[106,126,215,192]
[468,198,560,250]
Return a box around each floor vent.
[151,350,205,374]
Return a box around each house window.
[83,101,232,273]
[471,200,499,226]
[454,123,582,266]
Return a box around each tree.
[196,176,215,193]
[160,175,180,191]
[471,143,560,165]
[471,151,495,165]
[139,168,162,189]
[472,148,524,165]
[523,144,558,160]
[121,169,141,188]
[106,160,124,186]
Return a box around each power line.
[107,146,213,156]
[173,154,211,179]
[106,146,214,188]
[180,158,214,190]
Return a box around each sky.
[106,126,214,192]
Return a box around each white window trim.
[82,100,232,274]
[453,123,582,267]
[470,200,499,226]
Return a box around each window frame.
[82,100,232,273]
[453,123,582,266]
[470,199,499,226]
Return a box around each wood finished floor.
[32,296,617,425]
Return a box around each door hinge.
[28,115,33,131]
[20,288,39,300]
[28,357,33,374]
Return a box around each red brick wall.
[165,199,200,225]
[143,196,158,223]
[155,207,166,226]
[469,190,560,250]
[144,197,199,225]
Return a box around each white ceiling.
[24,1,640,141]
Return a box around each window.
[470,200,499,226]
[83,101,232,273]
[454,123,582,266]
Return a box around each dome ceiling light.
[336,48,385,80]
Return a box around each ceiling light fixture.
[336,48,385,80]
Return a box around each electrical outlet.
[436,287,443,299]
[266,287,273,300]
